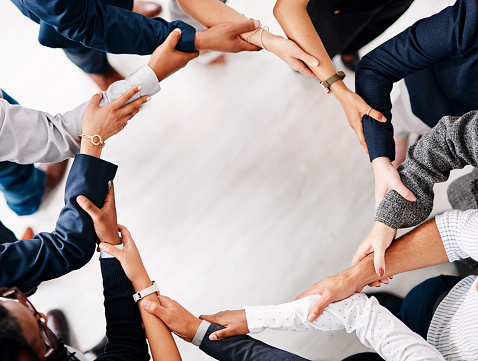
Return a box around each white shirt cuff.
[192,320,211,346]
[100,243,124,259]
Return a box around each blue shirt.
[11,0,196,54]
[356,0,478,161]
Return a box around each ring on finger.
[366,107,373,116]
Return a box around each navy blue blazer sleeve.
[0,154,117,288]
[200,324,310,361]
[355,0,477,161]
[11,0,196,53]
[95,259,149,361]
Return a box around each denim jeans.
[0,89,47,215]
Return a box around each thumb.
[77,195,101,219]
[230,19,260,35]
[89,92,103,108]
[141,299,163,317]
[299,51,319,68]
[209,328,235,341]
[367,108,387,123]
[373,245,386,278]
[307,296,329,322]
[165,28,182,47]
[198,314,218,324]
[99,242,122,258]
[395,182,417,202]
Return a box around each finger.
[187,51,200,61]
[353,126,368,153]
[295,287,315,300]
[88,92,103,109]
[367,108,387,123]
[379,277,389,285]
[307,296,330,322]
[232,19,260,35]
[99,242,122,258]
[77,195,102,220]
[209,328,235,341]
[157,295,173,306]
[103,183,115,206]
[165,28,183,47]
[298,51,319,69]
[351,245,370,267]
[118,95,150,117]
[111,85,143,109]
[294,61,317,78]
[198,314,218,324]
[368,281,381,287]
[395,182,417,202]
[117,224,132,243]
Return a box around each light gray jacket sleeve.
[375,110,478,229]
[0,65,160,164]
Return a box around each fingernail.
[96,91,102,95]
[138,106,142,111]
[376,268,385,277]
[381,116,387,122]
[146,96,151,102]
[108,180,113,190]
[142,300,151,309]
[312,60,318,67]
[99,243,108,251]
[77,196,85,205]
[137,85,143,91]
[253,20,260,28]
[209,334,218,341]
[308,313,316,322]
[173,28,181,33]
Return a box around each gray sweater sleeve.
[375,110,478,229]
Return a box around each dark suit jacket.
[200,324,310,361]
[0,154,117,289]
[356,0,478,162]
[10,0,196,54]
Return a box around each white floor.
[0,1,463,360]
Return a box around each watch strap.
[133,281,159,302]
[320,71,346,93]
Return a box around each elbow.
[273,0,308,22]
[273,1,286,22]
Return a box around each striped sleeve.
[436,210,478,262]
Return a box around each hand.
[351,221,397,281]
[336,89,387,152]
[149,29,199,82]
[141,295,202,343]
[81,86,149,140]
[373,157,416,205]
[199,310,248,341]
[98,225,149,285]
[264,34,319,78]
[296,271,360,322]
[77,184,120,245]
[195,20,262,53]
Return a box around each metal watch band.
[133,281,159,302]
[320,71,346,94]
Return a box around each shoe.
[366,292,403,315]
[85,336,108,357]
[21,227,34,240]
[340,52,361,72]
[47,310,71,344]
[133,1,162,18]
[87,65,124,92]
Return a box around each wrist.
[194,30,208,51]
[372,156,392,170]
[80,139,102,158]
[132,271,153,292]
[347,259,374,291]
[330,80,350,98]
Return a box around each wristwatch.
[320,71,346,94]
[133,281,160,302]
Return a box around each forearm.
[350,219,448,289]
[132,275,181,361]
[273,0,338,82]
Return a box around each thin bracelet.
[246,25,261,43]
[260,26,270,52]
[78,134,105,148]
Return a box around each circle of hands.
[75,17,422,340]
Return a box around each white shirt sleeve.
[0,65,160,164]
[245,294,445,361]
[436,209,478,262]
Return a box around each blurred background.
[0,0,463,359]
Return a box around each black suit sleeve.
[200,324,310,361]
[0,154,117,288]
